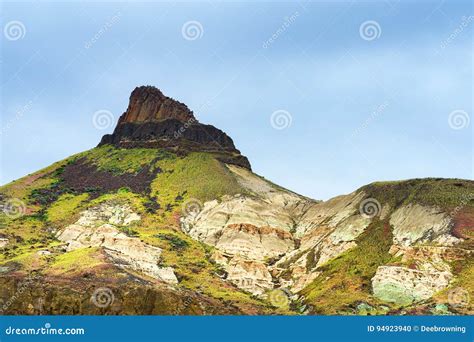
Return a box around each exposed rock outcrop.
[390,204,453,246]
[57,202,178,284]
[99,86,251,170]
[214,224,294,261]
[371,265,452,305]
[180,166,379,295]
[367,203,464,304]
[0,238,8,248]
[180,169,471,305]
[119,86,195,124]
[226,258,274,295]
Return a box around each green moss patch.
[360,178,474,210]
[82,145,173,175]
[49,247,104,275]
[150,152,243,208]
[46,193,89,225]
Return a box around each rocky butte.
[99,86,251,169]
[0,86,472,315]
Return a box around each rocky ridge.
[180,165,473,311]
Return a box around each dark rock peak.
[118,85,196,125]
[99,86,251,170]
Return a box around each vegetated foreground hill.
[0,86,472,315]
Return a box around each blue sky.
[1,0,472,200]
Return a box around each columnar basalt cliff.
[99,86,251,169]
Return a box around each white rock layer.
[58,202,178,284]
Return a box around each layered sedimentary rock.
[180,167,472,307]
[389,204,454,246]
[57,202,178,284]
[371,266,452,304]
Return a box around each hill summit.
[99,86,251,169]
[118,85,196,124]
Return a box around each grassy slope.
[81,145,172,175]
[300,220,398,314]
[0,146,280,314]
[360,178,474,209]
[150,152,244,204]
